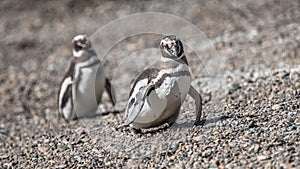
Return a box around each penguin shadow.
[133,123,175,135]
[113,113,232,136]
[127,118,205,135]
[175,115,230,129]
[115,121,180,136]
[75,110,123,120]
[133,114,230,135]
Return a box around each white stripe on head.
[160,38,176,48]
[160,36,183,60]
[72,34,89,57]
[72,35,87,42]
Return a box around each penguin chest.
[135,75,191,124]
[157,75,192,102]
[73,64,105,115]
[155,75,192,118]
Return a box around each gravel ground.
[0,0,299,168]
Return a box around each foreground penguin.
[124,35,204,129]
[58,35,115,121]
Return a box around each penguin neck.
[161,53,188,65]
[73,47,94,58]
[73,49,84,58]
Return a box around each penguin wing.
[124,84,155,125]
[188,85,204,126]
[105,78,116,106]
[124,67,159,125]
[58,76,74,120]
[57,57,77,121]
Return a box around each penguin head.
[72,34,91,57]
[160,35,184,60]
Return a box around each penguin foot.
[193,119,206,128]
[131,128,143,136]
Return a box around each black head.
[72,35,91,57]
[160,35,184,59]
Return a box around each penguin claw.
[132,128,143,136]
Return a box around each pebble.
[257,155,271,161]
[38,146,48,153]
[13,106,25,114]
[229,141,236,148]
[271,104,281,110]
[56,164,67,169]
[247,121,256,128]
[31,142,38,147]
[73,155,82,161]
[202,148,213,157]
[229,82,241,92]
[58,146,69,152]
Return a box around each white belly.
[73,65,105,117]
[134,75,191,124]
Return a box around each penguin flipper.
[188,85,205,127]
[124,84,154,125]
[105,78,116,106]
[58,76,74,121]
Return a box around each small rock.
[202,148,212,157]
[38,146,48,153]
[193,135,206,142]
[254,144,260,153]
[58,146,69,152]
[229,141,236,148]
[247,121,256,128]
[229,82,241,92]
[13,107,25,114]
[219,164,226,169]
[73,155,81,161]
[272,104,281,110]
[257,155,270,161]
[171,143,179,149]
[56,164,67,169]
[31,142,38,147]
[286,146,295,151]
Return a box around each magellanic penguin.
[124,35,204,129]
[58,35,115,121]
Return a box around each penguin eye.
[81,38,87,44]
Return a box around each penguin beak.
[161,38,180,56]
[73,43,83,52]
[169,45,178,56]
